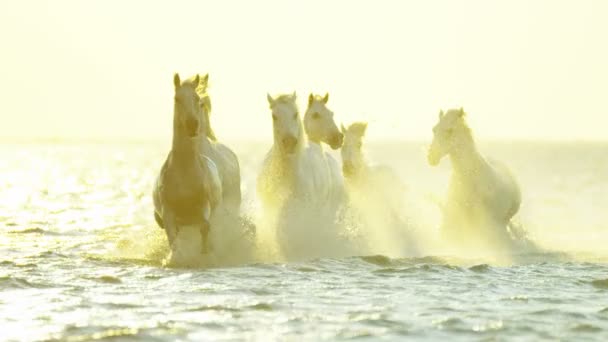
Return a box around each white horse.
[193,74,255,264]
[303,93,345,210]
[153,73,222,266]
[258,93,355,260]
[257,92,307,210]
[257,92,311,259]
[428,108,521,250]
[341,122,403,201]
[194,74,241,215]
[340,122,412,256]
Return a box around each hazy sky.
[1,1,606,141]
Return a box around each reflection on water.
[1,141,608,340]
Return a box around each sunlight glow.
[0,1,607,142]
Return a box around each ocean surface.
[1,140,608,341]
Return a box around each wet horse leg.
[162,210,178,248]
[200,222,210,254]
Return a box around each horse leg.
[162,210,178,247]
[154,211,164,229]
[200,221,210,254]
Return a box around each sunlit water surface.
[1,141,608,341]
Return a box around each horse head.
[428,107,468,166]
[267,92,303,155]
[340,122,368,177]
[173,73,203,138]
[304,93,343,150]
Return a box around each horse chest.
[305,150,332,195]
[163,167,207,210]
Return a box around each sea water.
[1,141,607,341]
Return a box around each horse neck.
[305,124,323,145]
[358,157,371,177]
[172,112,200,165]
[199,133,213,153]
[449,131,485,178]
[308,139,324,153]
[350,156,371,183]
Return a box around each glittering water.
[1,141,608,341]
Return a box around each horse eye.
[312,112,320,120]
[357,143,362,149]
[272,115,278,121]
[446,129,454,135]
[293,112,298,120]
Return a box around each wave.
[0,276,53,289]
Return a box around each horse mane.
[272,94,296,105]
[296,116,305,150]
[194,83,217,142]
[183,75,200,89]
[346,122,368,136]
[310,94,325,102]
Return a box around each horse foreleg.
[154,211,164,229]
[162,210,178,247]
[200,222,210,254]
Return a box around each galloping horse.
[257,92,307,210]
[194,74,241,215]
[428,108,521,249]
[303,93,345,210]
[341,122,411,256]
[153,73,222,265]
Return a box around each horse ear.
[459,107,465,117]
[267,93,274,106]
[173,73,181,88]
[196,74,209,96]
[308,93,314,107]
[439,110,444,120]
[192,74,200,88]
[341,123,346,134]
[291,91,296,100]
[322,93,329,104]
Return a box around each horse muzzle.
[342,162,356,177]
[281,136,298,154]
[427,149,441,166]
[328,133,344,150]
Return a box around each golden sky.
[0,0,606,141]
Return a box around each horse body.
[341,122,412,256]
[258,92,352,260]
[428,108,521,249]
[302,142,335,205]
[194,74,242,214]
[302,93,345,210]
[257,92,308,210]
[153,73,222,266]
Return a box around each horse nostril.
[329,133,344,149]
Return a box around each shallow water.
[1,141,608,341]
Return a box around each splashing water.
[1,141,608,340]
